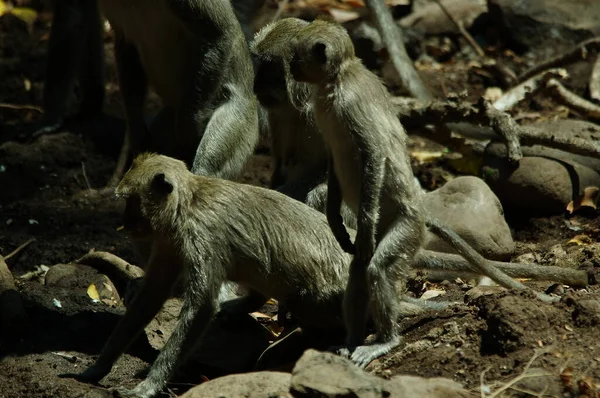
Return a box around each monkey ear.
[152,173,174,194]
[312,42,327,64]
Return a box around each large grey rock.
[178,372,292,398]
[482,155,600,215]
[290,350,473,398]
[423,176,515,260]
[487,0,600,50]
[45,263,120,304]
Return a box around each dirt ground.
[0,3,599,398]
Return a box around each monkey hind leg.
[346,218,422,368]
[190,94,259,180]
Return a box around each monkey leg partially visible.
[339,215,423,368]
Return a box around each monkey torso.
[312,63,423,233]
[100,0,248,107]
[268,101,327,184]
[170,177,349,326]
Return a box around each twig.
[480,366,492,398]
[3,238,35,262]
[393,97,523,163]
[518,37,600,83]
[81,162,92,190]
[493,68,568,112]
[0,102,43,112]
[270,0,289,23]
[432,0,485,57]
[488,348,553,398]
[364,0,433,101]
[519,123,600,160]
[107,129,131,188]
[545,78,600,119]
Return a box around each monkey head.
[289,20,355,84]
[116,153,190,233]
[251,18,309,108]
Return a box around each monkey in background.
[35,0,266,177]
[251,18,358,229]
[288,19,539,368]
[100,0,258,180]
[34,0,105,137]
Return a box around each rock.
[487,0,600,50]
[0,258,29,340]
[476,291,569,355]
[482,155,600,215]
[290,350,473,398]
[45,263,120,304]
[487,120,600,174]
[400,0,487,36]
[178,372,292,398]
[565,295,600,327]
[423,176,515,260]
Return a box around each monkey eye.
[250,53,262,74]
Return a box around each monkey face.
[289,43,328,84]
[253,56,288,108]
[290,20,356,84]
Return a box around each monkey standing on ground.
[99,0,259,181]
[289,19,536,367]
[64,153,354,397]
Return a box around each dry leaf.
[87,283,100,301]
[420,289,445,300]
[566,186,599,214]
[410,150,443,163]
[567,234,593,246]
[328,8,360,23]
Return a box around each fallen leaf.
[328,8,360,23]
[567,234,593,246]
[410,150,443,163]
[420,289,445,300]
[566,186,599,214]
[87,283,100,301]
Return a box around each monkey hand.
[58,363,111,384]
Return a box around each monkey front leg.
[116,266,219,398]
[341,152,385,350]
[62,244,181,383]
[326,156,355,254]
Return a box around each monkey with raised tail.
[288,19,537,368]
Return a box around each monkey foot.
[333,337,401,368]
[113,380,162,398]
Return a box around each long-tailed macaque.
[288,19,545,367]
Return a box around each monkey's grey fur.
[62,154,581,396]
[288,19,535,368]
[100,0,259,180]
[251,18,357,228]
